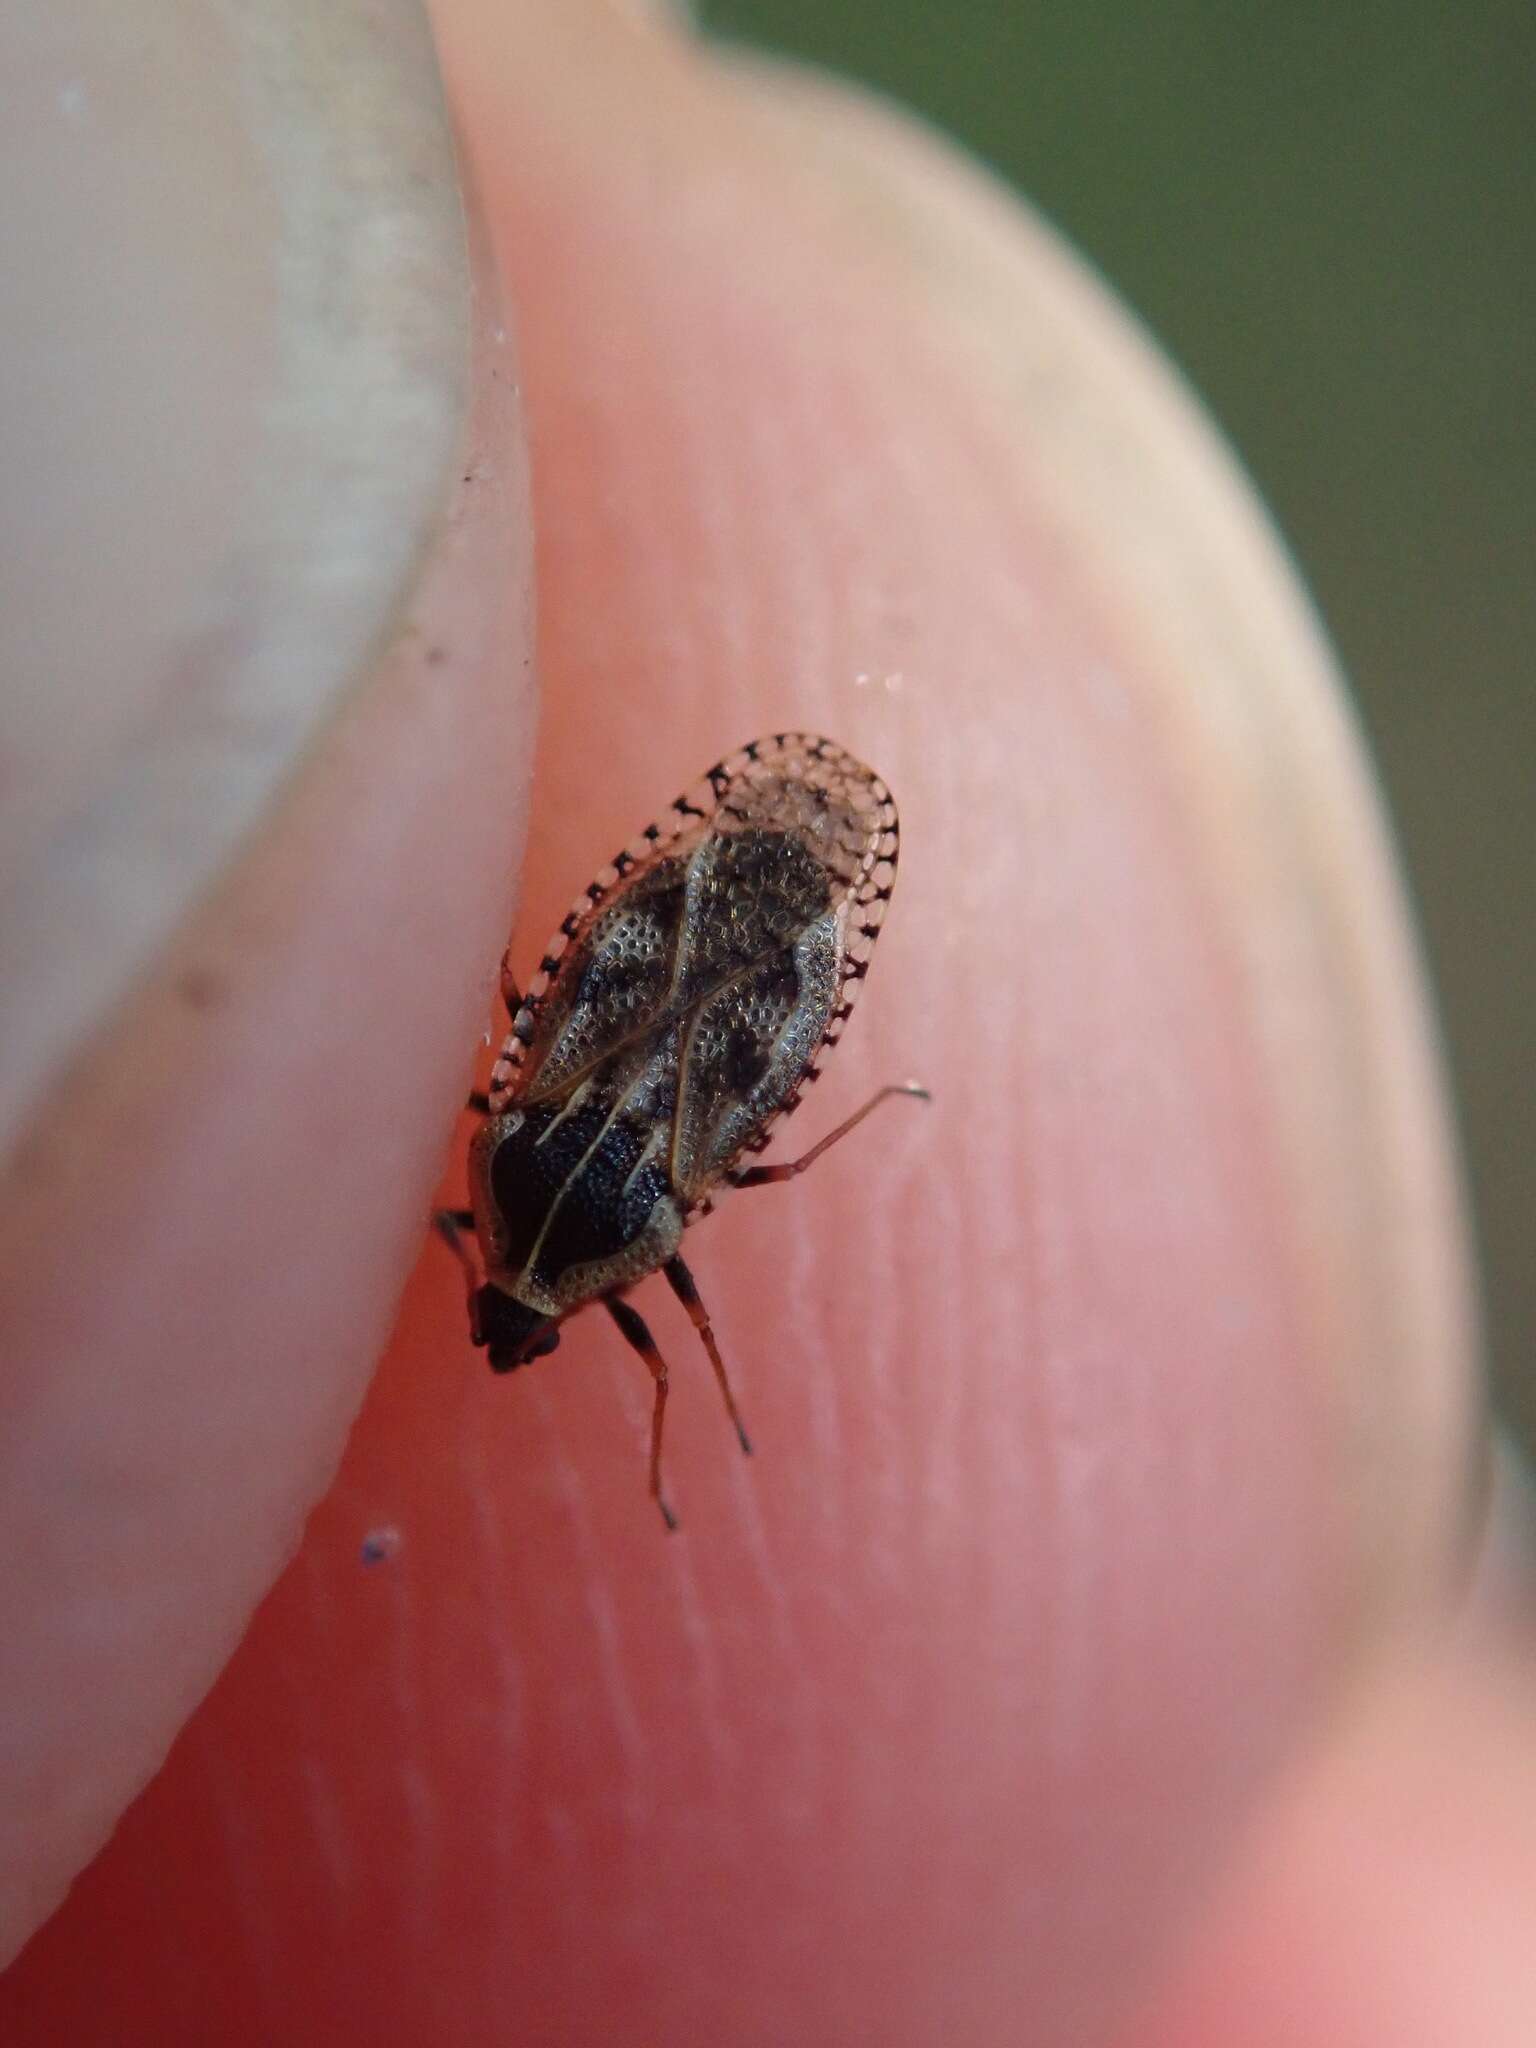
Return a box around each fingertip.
[1,2,1481,2038]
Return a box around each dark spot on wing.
[489,1100,673,1296]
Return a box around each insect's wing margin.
[489,734,899,1121]
[667,735,901,1194]
[694,736,900,1175]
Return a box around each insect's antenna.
[605,1296,679,1531]
[664,1256,753,1457]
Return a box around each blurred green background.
[702,0,1533,1444]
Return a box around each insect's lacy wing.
[664,737,900,1198]
[490,736,899,1134]
[490,824,706,1111]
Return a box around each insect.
[435,733,925,1527]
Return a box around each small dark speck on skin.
[176,965,225,1012]
[361,1526,402,1567]
[425,646,448,667]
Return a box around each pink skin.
[1127,1640,1536,2048]
[0,4,1494,2043]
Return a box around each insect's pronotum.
[436,733,925,1527]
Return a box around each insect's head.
[473,1283,562,1373]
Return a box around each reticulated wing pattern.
[489,734,899,1191]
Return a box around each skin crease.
[0,1,1504,2043]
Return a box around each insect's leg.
[499,955,523,1026]
[729,1082,930,1189]
[663,1256,752,1457]
[433,1210,482,1333]
[433,1209,477,1264]
[605,1296,679,1532]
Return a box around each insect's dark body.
[441,733,918,1522]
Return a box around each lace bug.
[436,733,924,1527]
